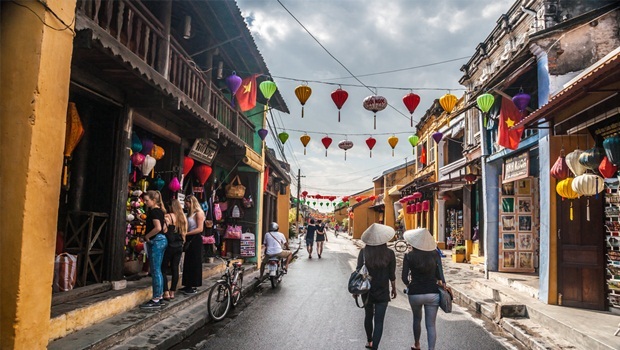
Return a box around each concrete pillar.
[1,1,77,348]
[482,159,501,273]
[436,199,446,247]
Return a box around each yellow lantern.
[556,178,579,199]
[439,93,458,114]
[387,135,399,157]
[294,84,312,118]
[300,134,311,155]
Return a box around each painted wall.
[278,185,291,240]
[0,0,77,348]
[352,200,373,239]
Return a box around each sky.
[236,0,513,210]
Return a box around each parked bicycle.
[393,229,411,253]
[207,257,244,322]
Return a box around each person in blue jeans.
[305,219,317,258]
[402,228,444,350]
[141,190,168,309]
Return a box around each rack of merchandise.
[447,209,464,245]
[605,183,620,312]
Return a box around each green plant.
[453,245,466,254]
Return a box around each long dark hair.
[364,244,391,269]
[406,248,437,274]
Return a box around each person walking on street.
[162,199,187,301]
[355,223,397,350]
[180,195,205,295]
[305,219,317,259]
[402,228,444,350]
[315,219,328,258]
[259,222,293,279]
[140,191,168,309]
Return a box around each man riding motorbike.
[260,222,293,279]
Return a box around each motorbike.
[266,237,301,288]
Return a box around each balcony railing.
[77,0,255,145]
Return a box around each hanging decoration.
[512,90,531,113]
[432,131,443,144]
[225,71,243,107]
[419,146,427,165]
[138,178,149,192]
[402,93,421,127]
[278,132,289,144]
[321,136,333,157]
[565,149,586,176]
[416,202,423,213]
[331,87,349,122]
[259,80,277,102]
[294,83,312,118]
[131,132,143,153]
[150,145,165,160]
[153,175,165,191]
[62,102,85,189]
[194,164,213,186]
[422,200,430,212]
[141,137,154,158]
[408,135,419,155]
[464,174,477,183]
[302,190,308,198]
[258,128,268,141]
[140,155,157,178]
[572,173,605,221]
[603,135,620,165]
[599,156,618,178]
[412,192,423,200]
[365,137,377,158]
[439,93,458,114]
[556,177,578,220]
[476,93,495,127]
[388,135,399,157]
[338,140,354,160]
[300,134,311,155]
[578,147,605,171]
[168,177,181,198]
[363,95,388,129]
[550,151,570,180]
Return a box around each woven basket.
[226,175,246,199]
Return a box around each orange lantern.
[300,134,311,155]
[150,145,165,160]
[62,102,85,189]
[388,135,399,157]
[294,83,312,118]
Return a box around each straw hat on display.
[404,228,437,251]
[361,223,395,246]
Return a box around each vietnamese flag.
[235,74,258,112]
[497,97,525,150]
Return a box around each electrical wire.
[278,128,417,137]
[324,56,471,80]
[11,0,76,35]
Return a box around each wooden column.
[157,0,172,78]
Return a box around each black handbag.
[348,251,371,308]
[438,285,453,313]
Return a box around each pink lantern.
[416,202,423,212]
[168,176,181,192]
[412,192,423,200]
[422,200,430,212]
[406,204,414,214]
[131,152,146,166]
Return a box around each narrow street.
[174,231,525,350]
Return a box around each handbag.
[214,203,223,221]
[438,285,453,313]
[225,175,246,199]
[202,235,216,244]
[348,250,371,308]
[242,195,254,208]
[223,225,242,240]
[230,204,242,219]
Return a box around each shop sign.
[189,138,218,165]
[503,151,529,183]
[240,232,256,257]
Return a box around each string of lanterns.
[292,192,380,208]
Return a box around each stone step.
[500,318,577,350]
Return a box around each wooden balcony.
[76,0,255,145]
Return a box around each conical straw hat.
[361,223,395,246]
[404,228,437,251]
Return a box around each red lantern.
[366,137,377,158]
[412,192,423,200]
[422,200,430,212]
[321,136,333,157]
[342,196,349,202]
[183,156,194,177]
[402,93,421,127]
[406,204,414,214]
[302,191,308,197]
[316,194,323,200]
[464,174,477,183]
[331,87,349,122]
[194,164,212,185]
[369,195,377,201]
[410,204,417,213]
[416,202,423,212]
[600,156,618,178]
[398,197,408,204]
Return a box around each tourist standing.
[140,190,168,309]
[181,195,204,294]
[162,199,187,300]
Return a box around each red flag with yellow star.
[235,74,258,112]
[497,96,525,150]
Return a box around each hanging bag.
[53,253,78,292]
[436,254,453,313]
[348,249,371,308]
[230,204,242,219]
[214,203,223,221]
[226,175,246,199]
[224,225,241,240]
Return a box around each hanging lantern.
[150,145,165,160]
[168,176,181,192]
[408,135,419,155]
[439,93,458,114]
[258,128,268,141]
[138,178,149,192]
[403,93,421,127]
[278,132,289,144]
[140,155,157,178]
[331,87,349,122]
[294,84,312,118]
[153,175,165,191]
[194,164,213,186]
[411,204,418,214]
[183,156,194,178]
[388,135,399,157]
[599,156,618,178]
[321,136,333,157]
[512,91,531,113]
[550,153,570,180]
[565,149,586,176]
[131,152,146,166]
[422,200,430,212]
[131,132,143,153]
[432,131,443,144]
[62,102,85,189]
[406,204,414,214]
[300,134,311,155]
[416,202,423,213]
[412,192,423,200]
[259,80,277,103]
[302,190,308,197]
[363,95,388,129]
[141,137,154,158]
[556,178,579,199]
[603,135,620,165]
[366,137,377,158]
[338,140,354,160]
[398,196,409,204]
[342,196,349,202]
[476,93,495,113]
[369,195,377,201]
[578,147,605,171]
[464,174,477,183]
[225,71,243,106]
[571,174,604,196]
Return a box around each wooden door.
[557,195,606,310]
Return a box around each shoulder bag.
[436,254,453,313]
[348,249,372,308]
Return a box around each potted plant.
[452,245,466,263]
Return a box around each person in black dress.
[355,223,397,350]
[162,199,187,300]
[315,219,328,258]
[180,195,204,294]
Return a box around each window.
[427,135,435,165]
[417,141,427,172]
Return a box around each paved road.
[175,231,524,350]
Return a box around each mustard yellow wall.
[278,186,291,240]
[1,1,76,348]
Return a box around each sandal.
[365,341,372,349]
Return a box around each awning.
[513,48,620,129]
[243,146,263,172]
[414,175,470,192]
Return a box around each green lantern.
[408,135,419,155]
[320,202,324,207]
[278,132,289,144]
[312,201,316,206]
[476,93,495,113]
[260,81,277,101]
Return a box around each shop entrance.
[557,195,606,310]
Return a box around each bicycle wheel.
[231,271,243,307]
[208,282,231,321]
[394,240,409,253]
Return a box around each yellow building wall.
[0,1,77,348]
[278,186,291,240]
[352,201,373,239]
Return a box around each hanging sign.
[189,138,218,165]
[240,232,256,257]
[503,151,529,183]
